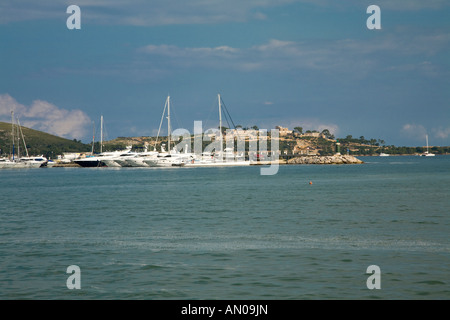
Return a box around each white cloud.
[373,0,449,11]
[0,94,91,140]
[1,1,448,25]
[432,126,450,139]
[400,123,428,141]
[137,43,242,72]
[298,0,450,11]
[255,39,296,52]
[140,44,239,57]
[0,0,298,25]
[137,31,450,78]
[0,94,27,116]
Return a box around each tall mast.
[426,134,429,153]
[11,111,15,160]
[91,121,95,155]
[17,118,29,157]
[218,93,223,155]
[155,98,166,151]
[16,118,20,158]
[100,115,103,153]
[167,96,171,152]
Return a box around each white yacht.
[421,152,435,157]
[108,151,140,167]
[0,158,11,169]
[46,159,56,167]
[74,116,139,167]
[73,154,107,167]
[147,153,189,167]
[19,156,48,167]
[186,94,250,167]
[139,96,192,168]
[0,157,45,169]
[75,147,133,167]
[420,135,435,157]
[186,148,249,167]
[142,145,191,167]
[124,150,159,167]
[0,111,46,169]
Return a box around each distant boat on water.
[379,152,389,157]
[420,135,435,157]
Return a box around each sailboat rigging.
[0,111,48,169]
[185,93,249,167]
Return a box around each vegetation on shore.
[337,135,450,156]
[106,131,450,156]
[0,122,90,159]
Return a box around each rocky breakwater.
[287,155,364,164]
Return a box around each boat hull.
[185,160,250,167]
[73,159,105,167]
[0,161,43,169]
[101,159,121,167]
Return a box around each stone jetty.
[287,154,364,165]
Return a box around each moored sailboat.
[420,135,435,157]
[146,96,192,167]
[186,94,250,167]
[0,111,47,169]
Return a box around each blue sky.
[0,0,449,146]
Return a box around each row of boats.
[1,110,51,169]
[74,145,250,168]
[75,94,251,168]
[2,94,251,169]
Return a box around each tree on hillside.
[294,127,303,134]
[321,129,335,140]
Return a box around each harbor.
[1,94,366,169]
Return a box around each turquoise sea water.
[0,156,449,299]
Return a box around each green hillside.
[0,122,91,159]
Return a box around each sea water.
[0,156,449,299]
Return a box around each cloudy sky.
[0,0,449,146]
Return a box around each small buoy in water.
[309,181,313,185]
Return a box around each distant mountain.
[0,122,91,159]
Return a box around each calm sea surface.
[0,156,449,299]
